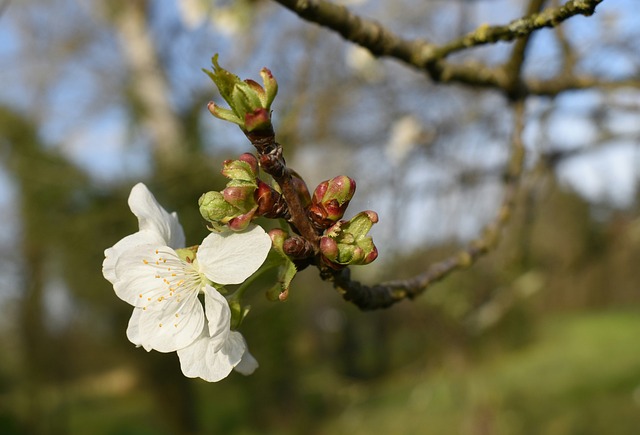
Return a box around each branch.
[430,0,603,59]
[271,0,611,93]
[245,127,321,247]
[325,101,527,310]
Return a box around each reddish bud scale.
[291,173,311,208]
[254,180,290,219]
[237,153,259,175]
[227,210,255,231]
[244,108,271,132]
[308,205,334,231]
[283,236,315,259]
[259,152,287,179]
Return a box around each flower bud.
[199,191,238,224]
[244,108,271,133]
[237,152,259,175]
[309,176,356,229]
[223,185,255,211]
[227,209,257,231]
[222,157,258,183]
[266,228,298,302]
[268,228,288,252]
[319,210,379,268]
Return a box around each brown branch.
[271,0,611,94]
[245,127,320,248]
[325,101,527,310]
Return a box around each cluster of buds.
[204,56,379,297]
[205,54,278,133]
[320,211,379,269]
[199,153,289,230]
[279,175,378,270]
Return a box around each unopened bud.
[199,191,238,224]
[319,210,379,267]
[237,153,259,175]
[227,209,256,231]
[268,228,288,252]
[222,157,258,182]
[223,185,255,211]
[309,176,356,229]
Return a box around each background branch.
[327,100,527,310]
[271,0,621,95]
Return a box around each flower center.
[139,248,206,309]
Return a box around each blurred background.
[1,0,640,434]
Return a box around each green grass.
[9,310,638,434]
[320,310,640,435]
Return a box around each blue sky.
[0,0,638,246]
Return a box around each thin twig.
[271,0,614,94]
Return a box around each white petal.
[113,246,205,352]
[234,345,259,376]
[126,308,153,351]
[203,286,231,343]
[134,293,205,353]
[128,183,186,249]
[113,246,200,307]
[197,225,272,285]
[177,330,246,382]
[103,230,165,284]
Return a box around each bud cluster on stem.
[205,56,380,295]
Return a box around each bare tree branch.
[270,0,634,95]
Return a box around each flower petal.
[128,183,186,249]
[114,246,200,308]
[197,224,271,285]
[234,346,259,376]
[203,286,231,343]
[125,308,153,351]
[114,246,205,352]
[133,292,205,353]
[177,330,246,382]
[103,230,166,285]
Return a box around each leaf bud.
[205,54,278,132]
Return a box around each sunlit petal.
[114,246,201,308]
[198,225,271,285]
[103,231,165,284]
[203,286,231,346]
[134,293,205,353]
[128,183,186,249]
[177,330,245,382]
[234,345,259,376]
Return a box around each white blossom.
[103,183,270,381]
